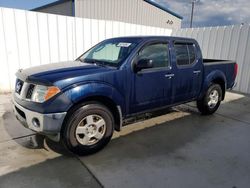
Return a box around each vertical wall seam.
[56,15,60,61]
[65,17,69,60]
[234,26,244,90]
[82,18,85,51]
[36,12,42,65]
[72,18,74,59]
[46,14,51,63]
[246,26,250,93]
[13,10,21,68]
[104,20,106,40]
[239,26,250,92]
[1,8,12,91]
[212,27,219,58]
[234,26,242,60]
[97,19,100,42]
[25,11,32,67]
[228,25,235,59]
[201,28,205,53]
[74,18,77,58]
[90,18,93,45]
[218,27,225,59]
[226,26,233,60]
[205,28,211,58]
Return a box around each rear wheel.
[61,102,114,155]
[197,84,222,115]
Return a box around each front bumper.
[13,99,67,139]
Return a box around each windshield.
[78,39,138,67]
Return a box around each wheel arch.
[63,83,125,132]
[211,78,226,100]
[199,70,227,100]
[74,95,122,131]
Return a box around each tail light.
[233,63,238,79]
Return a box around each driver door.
[130,42,173,114]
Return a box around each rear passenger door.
[172,42,203,103]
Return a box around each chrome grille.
[15,79,24,94]
[26,84,35,99]
[15,78,36,100]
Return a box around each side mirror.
[134,59,153,72]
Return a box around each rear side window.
[174,43,189,66]
[139,43,169,68]
[174,43,196,66]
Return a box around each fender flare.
[199,70,227,100]
[64,82,126,114]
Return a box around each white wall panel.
[91,19,99,45]
[26,11,41,67]
[0,7,172,92]
[2,6,250,95]
[75,0,182,29]
[14,9,31,69]
[37,13,51,65]
[172,24,250,94]
[235,25,249,92]
[0,8,11,91]
[83,18,92,50]
[58,16,68,61]
[48,14,60,63]
[2,8,20,90]
[75,17,84,57]
[220,26,232,60]
[98,20,106,41]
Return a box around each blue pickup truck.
[13,36,237,155]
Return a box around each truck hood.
[16,61,115,86]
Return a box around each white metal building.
[32,0,183,29]
[31,0,74,17]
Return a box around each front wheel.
[61,102,114,155]
[197,84,222,115]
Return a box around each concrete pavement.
[0,94,102,188]
[0,92,250,188]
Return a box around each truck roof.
[108,36,196,42]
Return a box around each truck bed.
[203,59,236,89]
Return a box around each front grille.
[15,106,26,119]
[26,84,35,99]
[15,79,24,94]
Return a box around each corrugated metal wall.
[172,25,250,94]
[75,0,182,29]
[1,7,250,95]
[0,7,172,92]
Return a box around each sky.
[0,0,249,28]
[0,0,56,10]
[154,0,250,28]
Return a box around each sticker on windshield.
[117,42,132,47]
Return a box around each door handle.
[165,74,175,79]
[193,70,201,74]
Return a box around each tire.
[61,101,114,155]
[197,84,222,115]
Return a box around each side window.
[174,43,189,66]
[139,43,169,68]
[175,42,196,66]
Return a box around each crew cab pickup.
[13,36,237,155]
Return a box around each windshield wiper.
[84,59,107,67]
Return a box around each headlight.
[31,85,61,103]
